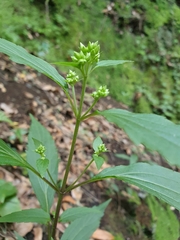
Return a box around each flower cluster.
[91,86,109,99]
[94,143,107,156]
[71,41,100,65]
[65,70,79,86]
[35,144,46,159]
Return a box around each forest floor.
[0,53,174,240]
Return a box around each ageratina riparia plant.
[0,39,180,240]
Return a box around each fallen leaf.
[92,229,114,240]
[62,195,76,205]
[0,103,14,114]
[33,227,43,240]
[14,222,33,237]
[71,187,83,203]
[24,91,34,99]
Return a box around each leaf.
[0,208,50,224]
[0,180,17,203]
[93,155,104,170]
[0,110,12,123]
[0,196,21,217]
[27,115,59,212]
[90,163,180,211]
[98,108,180,166]
[0,139,30,168]
[93,136,103,152]
[36,158,49,177]
[61,214,101,240]
[60,207,102,223]
[147,195,179,240]
[61,200,110,240]
[60,199,111,223]
[32,138,42,149]
[94,60,133,69]
[0,38,67,90]
[52,61,79,68]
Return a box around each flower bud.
[71,41,100,66]
[91,86,109,99]
[66,70,79,86]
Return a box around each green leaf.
[0,208,50,224]
[93,136,103,152]
[0,38,67,90]
[147,195,179,240]
[36,158,49,177]
[0,139,30,168]
[98,108,180,166]
[95,60,133,69]
[0,180,17,203]
[53,61,79,68]
[27,115,59,212]
[0,196,21,217]
[61,214,101,240]
[93,155,104,170]
[32,138,43,149]
[60,207,102,223]
[60,199,111,223]
[90,163,180,210]
[0,110,12,123]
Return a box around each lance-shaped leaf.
[0,139,30,168]
[94,60,133,69]
[0,38,67,90]
[90,163,180,210]
[36,158,49,177]
[0,208,50,224]
[27,115,59,212]
[61,200,110,240]
[93,155,104,170]
[98,109,180,166]
[61,214,101,240]
[53,61,79,68]
[93,136,103,152]
[60,199,111,223]
[0,180,17,204]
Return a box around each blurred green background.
[1,0,180,122]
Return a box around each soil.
[0,53,175,240]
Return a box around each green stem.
[78,75,88,115]
[81,111,98,121]
[65,179,94,192]
[61,120,81,191]
[72,86,78,115]
[51,192,63,238]
[47,222,52,240]
[81,99,98,118]
[51,73,89,238]
[66,159,94,192]
[65,91,77,117]
[27,165,59,192]
[47,169,58,188]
